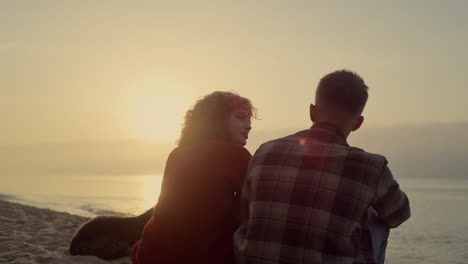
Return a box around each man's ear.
[309,104,317,122]
[352,116,364,131]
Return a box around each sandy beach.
[0,199,131,264]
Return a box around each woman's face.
[226,109,252,146]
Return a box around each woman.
[131,91,255,264]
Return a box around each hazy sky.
[2,0,468,147]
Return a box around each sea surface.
[1,175,467,264]
[0,174,163,217]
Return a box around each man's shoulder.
[255,132,388,168]
[347,146,388,169]
[245,132,299,165]
[257,130,307,148]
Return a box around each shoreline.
[0,192,142,218]
[0,199,131,264]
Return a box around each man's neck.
[312,122,350,140]
[313,121,351,139]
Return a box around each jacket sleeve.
[227,145,252,228]
[238,174,251,224]
[131,241,141,264]
[371,163,411,228]
[130,149,179,264]
[130,217,151,264]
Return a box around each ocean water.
[0,174,163,217]
[385,178,468,264]
[0,175,467,263]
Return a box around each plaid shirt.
[234,123,410,264]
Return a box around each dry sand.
[0,199,131,264]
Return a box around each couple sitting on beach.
[70,70,411,264]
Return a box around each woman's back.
[131,140,251,264]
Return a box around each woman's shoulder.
[199,141,251,174]
[202,140,251,158]
[169,141,251,165]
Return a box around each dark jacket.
[131,140,252,264]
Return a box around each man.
[234,70,410,264]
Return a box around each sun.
[124,81,194,141]
[131,94,183,140]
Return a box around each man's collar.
[310,122,348,145]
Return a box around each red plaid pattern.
[234,123,410,264]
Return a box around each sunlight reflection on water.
[140,175,163,211]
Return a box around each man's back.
[234,123,410,264]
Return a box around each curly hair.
[178,91,256,146]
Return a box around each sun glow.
[124,80,194,141]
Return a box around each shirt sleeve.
[371,163,411,228]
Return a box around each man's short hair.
[316,70,369,115]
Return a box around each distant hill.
[351,122,468,179]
